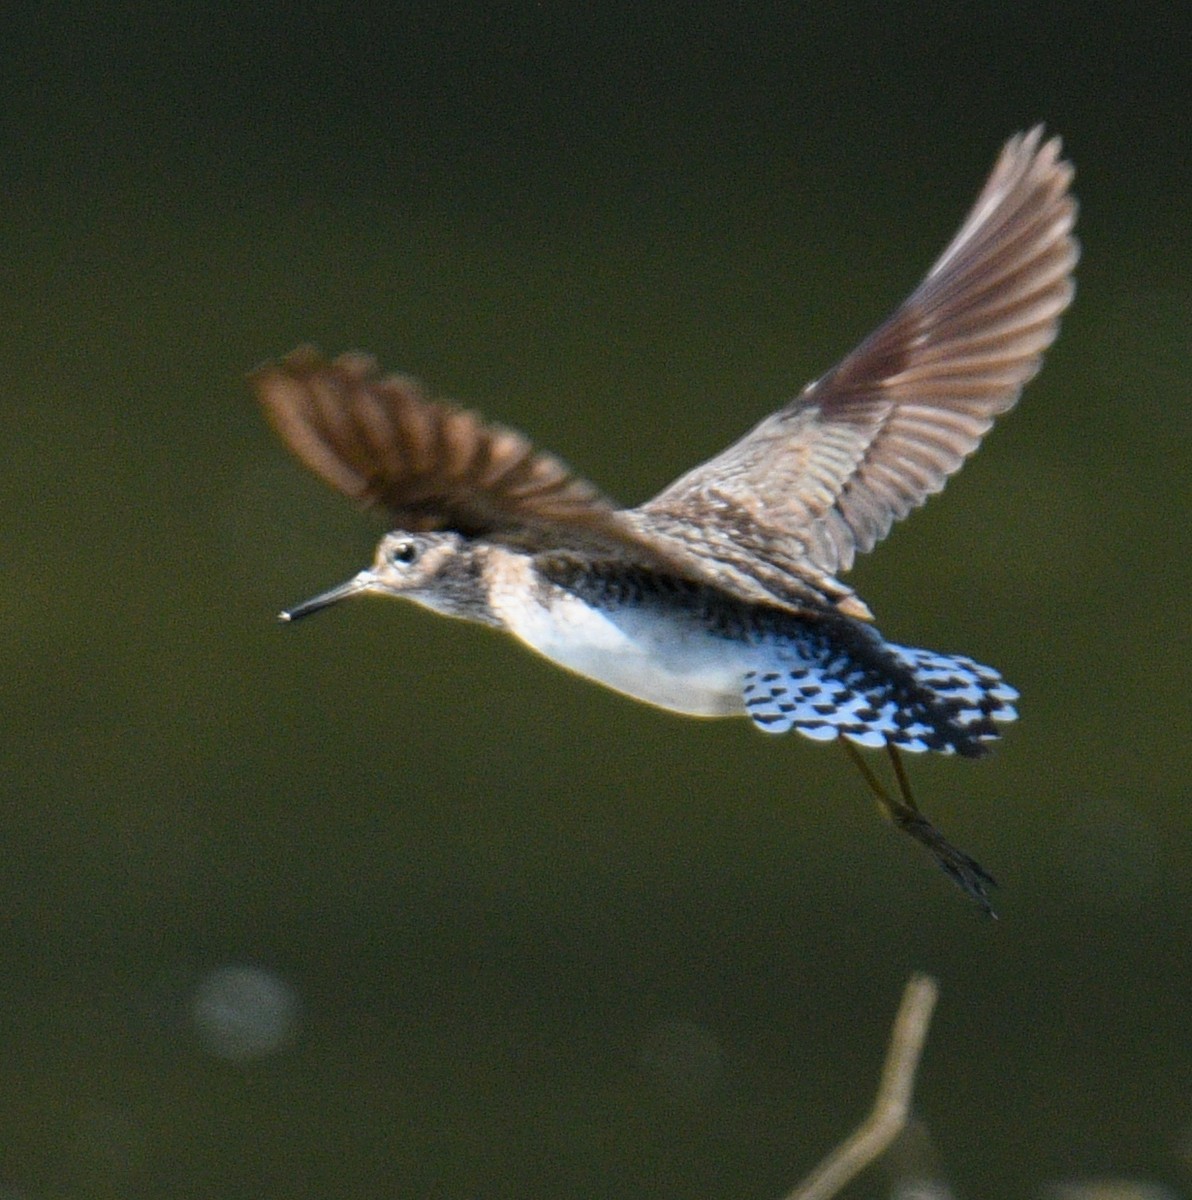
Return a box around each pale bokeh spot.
[191,965,301,1061]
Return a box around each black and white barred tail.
[742,622,1018,756]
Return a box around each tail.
[743,625,1018,755]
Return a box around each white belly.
[493,588,748,717]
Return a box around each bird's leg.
[839,740,998,917]
[885,744,999,916]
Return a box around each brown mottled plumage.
[254,129,1077,913]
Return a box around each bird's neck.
[407,541,508,627]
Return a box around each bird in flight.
[254,128,1077,914]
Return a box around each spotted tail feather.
[742,627,1018,755]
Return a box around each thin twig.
[779,974,940,1200]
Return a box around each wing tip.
[250,345,432,508]
[250,344,418,402]
[251,346,630,542]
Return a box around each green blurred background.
[3,2,1190,1197]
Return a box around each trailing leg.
[840,740,998,916]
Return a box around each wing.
[254,347,849,612]
[254,347,633,545]
[641,127,1078,581]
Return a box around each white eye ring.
[389,540,418,566]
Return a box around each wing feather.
[641,127,1078,579]
[252,348,623,541]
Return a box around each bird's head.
[279,530,479,622]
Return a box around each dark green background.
[4,3,1190,1197]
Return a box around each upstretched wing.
[640,127,1078,582]
[255,130,1077,616]
[254,347,635,547]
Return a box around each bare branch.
[779,974,940,1200]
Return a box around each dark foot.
[897,812,999,918]
[840,741,1000,916]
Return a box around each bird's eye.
[389,540,419,566]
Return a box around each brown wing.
[641,127,1078,582]
[253,347,851,611]
[253,347,632,544]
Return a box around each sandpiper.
[254,128,1076,913]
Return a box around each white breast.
[486,566,748,717]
